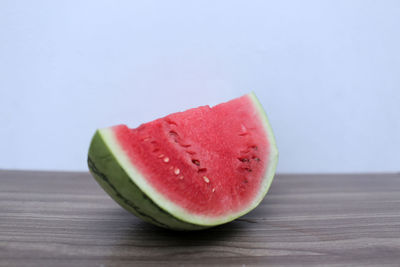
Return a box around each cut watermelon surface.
[88,92,278,230]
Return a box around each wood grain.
[1,170,399,266]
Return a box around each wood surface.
[1,170,399,266]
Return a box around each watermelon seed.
[166,119,177,126]
[239,167,252,172]
[252,156,260,162]
[238,132,249,136]
[238,157,249,162]
[212,188,216,192]
[158,154,164,158]
[180,143,191,148]
[203,176,210,183]
[142,137,150,141]
[251,145,258,151]
[179,175,184,180]
[198,168,207,173]
[163,157,170,163]
[174,168,180,175]
[169,131,180,143]
[187,150,196,155]
[192,159,200,166]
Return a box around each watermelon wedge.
[88,92,278,230]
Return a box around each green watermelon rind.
[88,92,278,230]
[88,132,205,230]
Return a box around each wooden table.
[1,170,399,266]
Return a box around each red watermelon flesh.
[114,94,270,217]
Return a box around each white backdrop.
[1,0,399,173]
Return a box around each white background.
[1,0,399,173]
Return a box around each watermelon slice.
[88,92,278,230]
